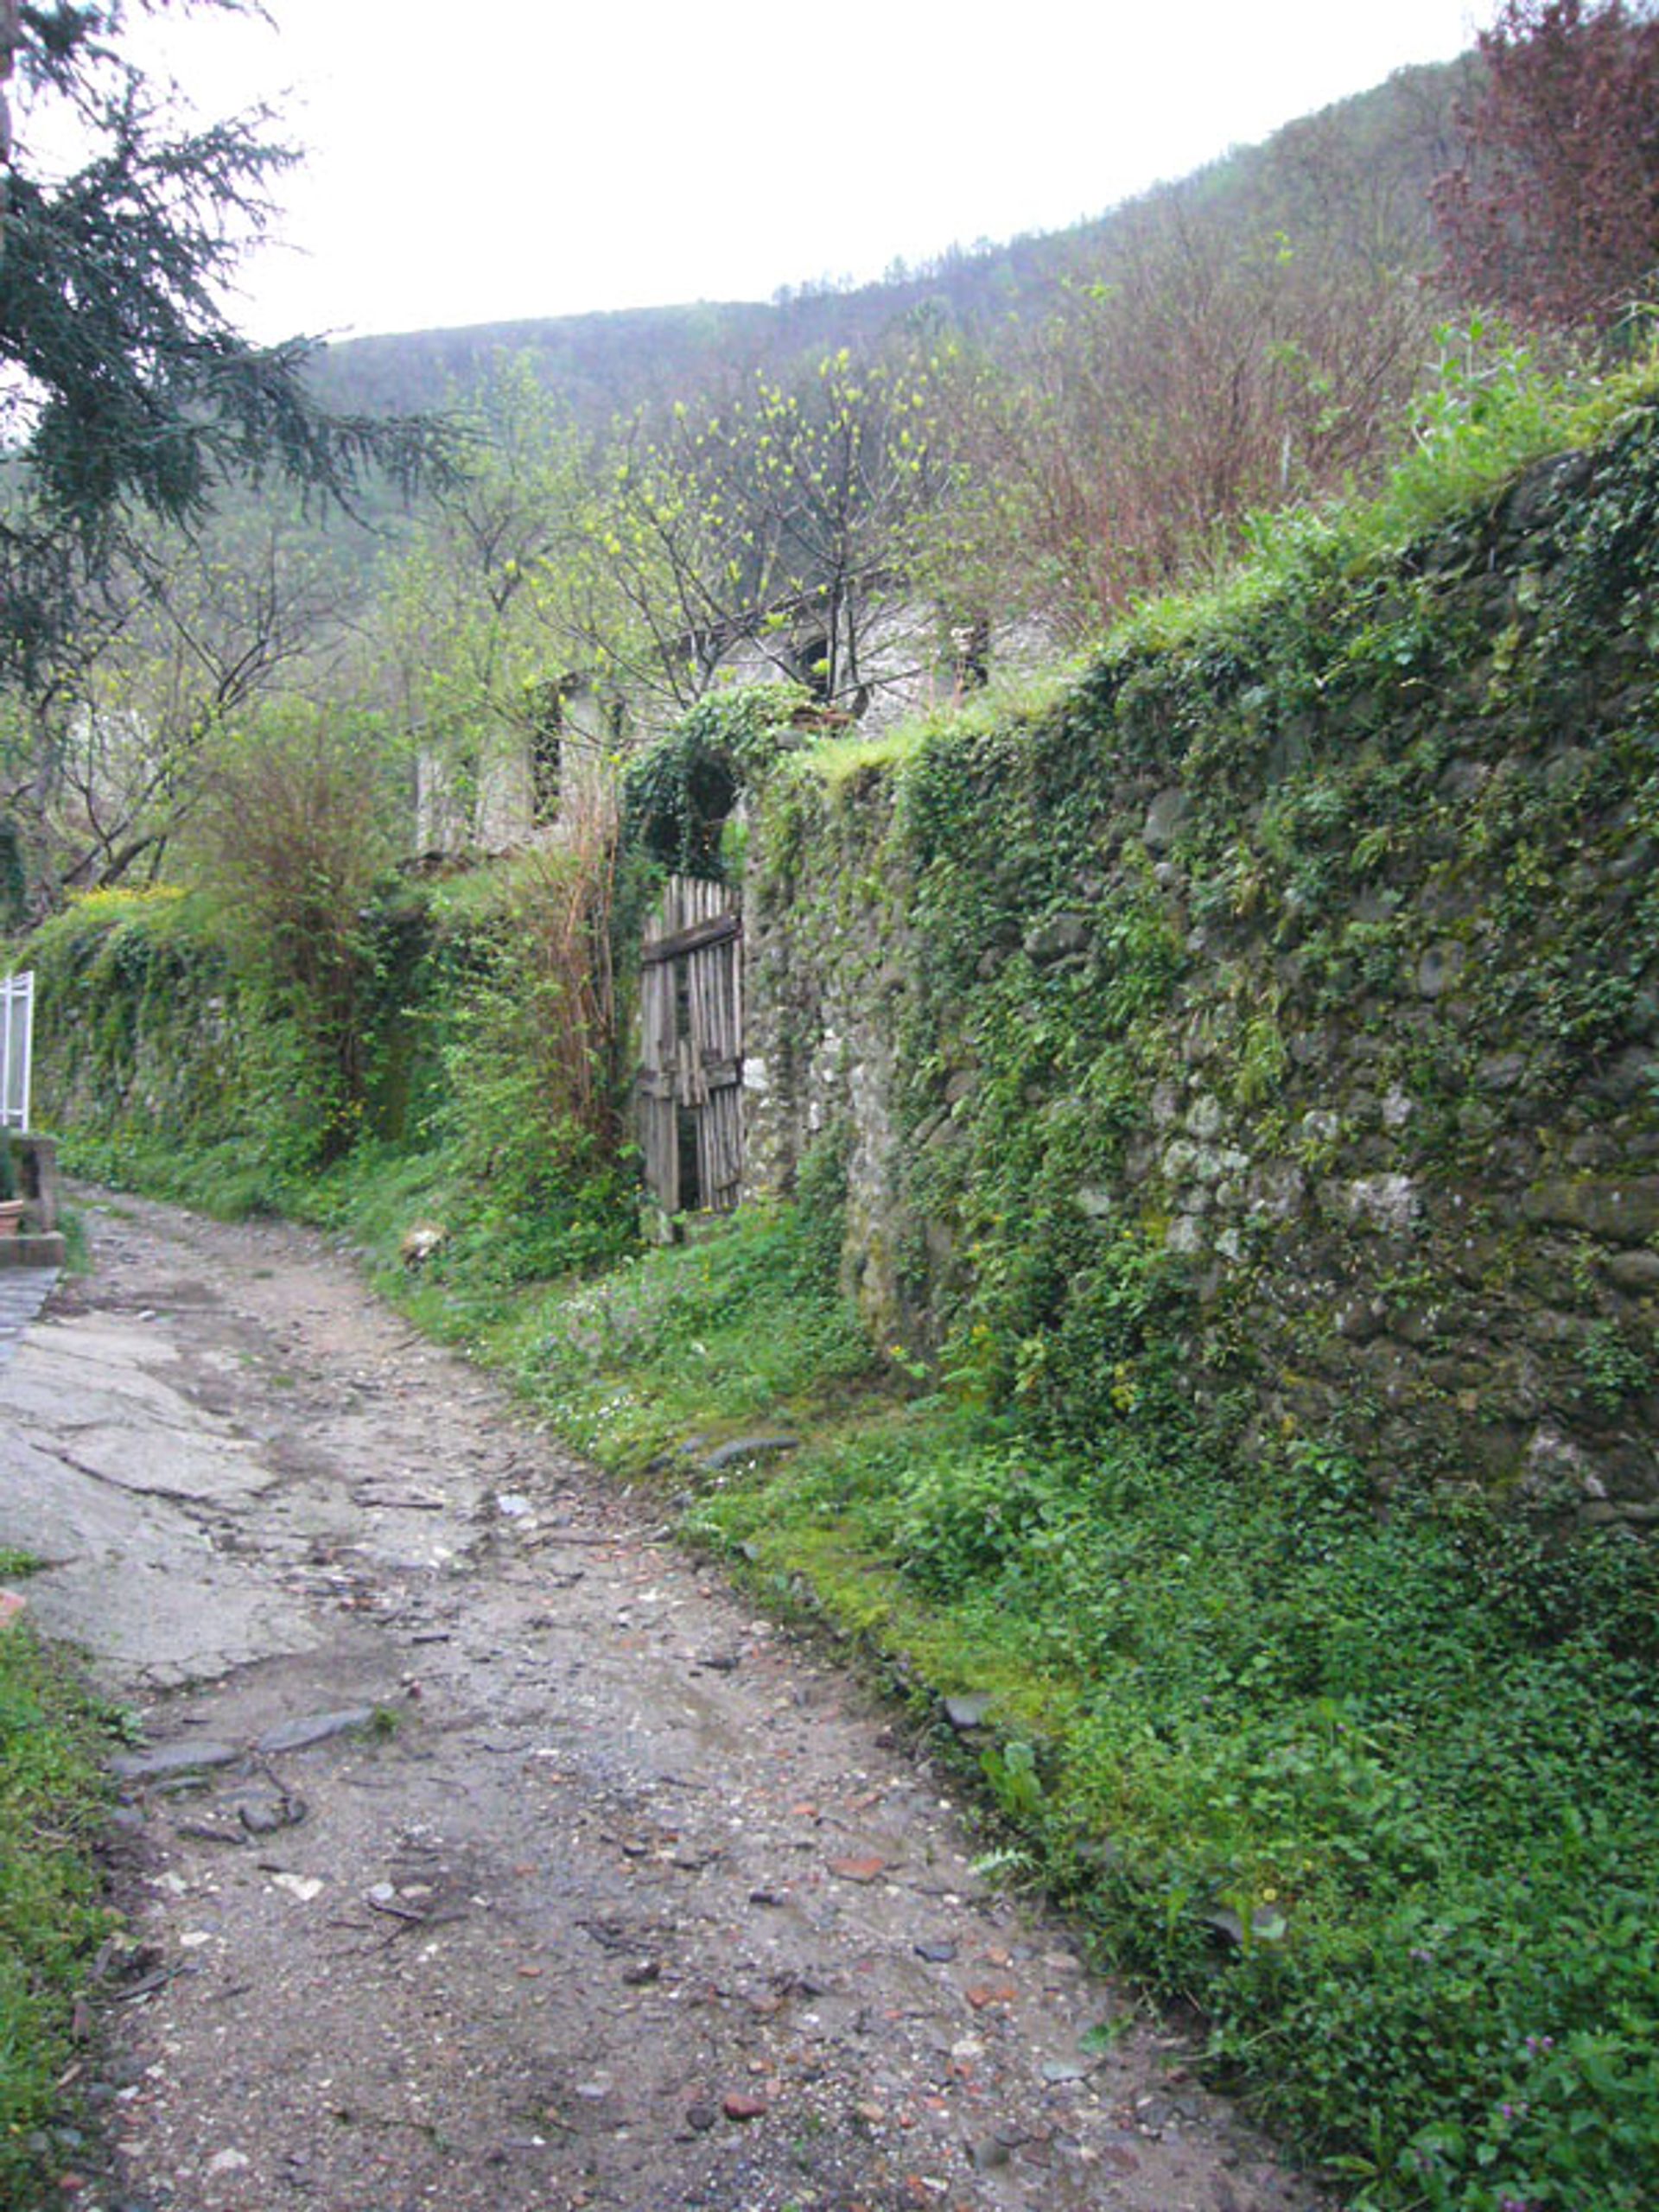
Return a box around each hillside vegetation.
[12,4,1659,918]
[2,49,1482,912]
[308,58,1465,428]
[26,343,1659,2212]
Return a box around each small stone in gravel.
[914,1941,957,1963]
[965,1984,1018,2010]
[1041,2059,1092,2083]
[699,1435,800,1472]
[685,2103,718,2132]
[255,1707,376,1754]
[748,1887,787,1906]
[621,1959,661,1985]
[236,1789,305,1835]
[174,1818,244,1846]
[968,2136,1011,2171]
[942,1694,992,1732]
[722,2092,769,2122]
[110,1740,240,1781]
[207,2149,250,2174]
[829,1855,886,1884]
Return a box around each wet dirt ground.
[3,1192,1325,2212]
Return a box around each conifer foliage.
[0,1,445,676]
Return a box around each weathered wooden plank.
[636,875,747,1217]
[709,1089,734,1206]
[638,1058,739,1100]
[714,1086,734,1204]
[640,912,741,968]
[715,1086,741,1206]
[699,1107,716,1212]
[709,939,730,1058]
[690,950,712,1103]
[688,948,705,1104]
[654,956,677,1091]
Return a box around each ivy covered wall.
[743,408,1659,1532]
[25,890,256,1149]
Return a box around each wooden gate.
[637,876,743,1216]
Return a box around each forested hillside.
[12,3,1659,922]
[308,58,1465,428]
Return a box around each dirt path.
[9,1193,1322,2212]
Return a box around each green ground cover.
[0,1609,112,2203]
[496,1198,1659,2212]
[220,1122,1659,2212]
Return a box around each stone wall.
[742,412,1659,1532]
[28,895,251,1144]
[742,771,918,1327]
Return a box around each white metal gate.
[0,969,31,1132]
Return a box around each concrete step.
[0,1236,67,1270]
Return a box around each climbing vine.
[621,683,808,879]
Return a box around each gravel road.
[0,1192,1325,2212]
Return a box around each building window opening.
[530,681,564,825]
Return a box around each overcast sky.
[140,0,1489,345]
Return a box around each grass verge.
[0,1611,112,2204]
